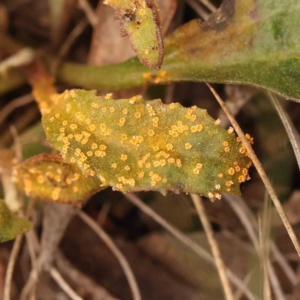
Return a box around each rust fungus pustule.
[40,89,252,201]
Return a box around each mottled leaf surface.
[14,154,104,203]
[0,201,31,243]
[58,0,300,100]
[42,89,251,200]
[103,0,163,69]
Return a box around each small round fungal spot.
[123,109,128,115]
[87,151,93,157]
[135,112,141,118]
[208,192,214,199]
[224,147,230,152]
[215,184,221,190]
[105,93,112,100]
[196,163,202,169]
[121,154,128,161]
[37,175,44,184]
[215,193,222,200]
[228,127,234,134]
[238,175,245,183]
[242,168,248,176]
[130,96,137,104]
[52,188,61,201]
[193,168,199,174]
[91,143,98,149]
[166,143,173,150]
[176,159,182,168]
[148,130,155,136]
[153,161,160,167]
[111,163,117,168]
[228,168,235,175]
[100,145,107,151]
[121,134,127,140]
[102,107,107,113]
[185,143,192,150]
[239,147,246,154]
[214,119,221,125]
[226,181,233,187]
[124,166,130,171]
[218,173,224,178]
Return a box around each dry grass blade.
[224,194,297,286]
[186,0,210,20]
[77,209,141,300]
[197,0,217,12]
[268,91,300,170]
[78,0,98,26]
[49,267,83,300]
[259,197,271,300]
[52,19,89,74]
[56,250,119,300]
[3,234,23,300]
[206,83,300,257]
[190,194,234,300]
[0,94,34,126]
[125,193,258,300]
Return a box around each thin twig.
[125,193,257,300]
[52,18,88,74]
[206,83,300,257]
[235,271,254,300]
[191,194,234,300]
[56,250,119,300]
[186,0,210,20]
[49,267,83,300]
[259,196,272,300]
[224,194,298,286]
[77,209,141,300]
[78,0,98,26]
[268,92,300,170]
[197,0,217,12]
[3,235,23,300]
[0,94,34,126]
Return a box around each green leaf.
[13,154,104,203]
[0,201,31,243]
[41,89,252,200]
[57,0,300,100]
[104,0,163,69]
